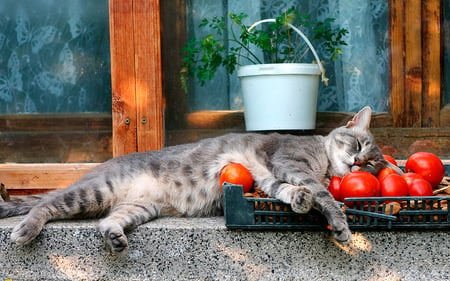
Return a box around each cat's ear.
[346,106,372,130]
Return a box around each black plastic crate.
[223,164,450,230]
[223,184,450,230]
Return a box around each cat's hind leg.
[10,205,52,245]
[11,184,114,245]
[98,202,160,255]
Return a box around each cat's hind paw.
[105,231,129,255]
[290,187,313,214]
[99,221,129,255]
[11,217,43,245]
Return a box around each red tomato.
[408,179,433,197]
[383,155,398,166]
[340,171,380,207]
[377,167,398,181]
[402,172,424,187]
[219,163,254,192]
[380,174,409,198]
[328,176,342,201]
[405,152,444,187]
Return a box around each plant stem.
[229,26,263,64]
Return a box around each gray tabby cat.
[0,106,399,254]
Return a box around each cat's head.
[326,106,402,177]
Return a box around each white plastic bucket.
[238,63,320,130]
[238,19,326,131]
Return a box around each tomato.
[407,179,433,197]
[377,167,398,181]
[402,172,424,187]
[383,155,398,166]
[380,174,409,198]
[340,171,380,207]
[219,163,254,192]
[328,176,342,201]
[405,152,444,187]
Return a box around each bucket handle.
[248,19,328,85]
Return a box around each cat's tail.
[0,193,45,218]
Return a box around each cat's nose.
[354,155,368,166]
[351,158,364,172]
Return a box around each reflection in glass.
[444,0,450,105]
[0,0,111,114]
[186,0,389,112]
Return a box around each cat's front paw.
[290,187,313,214]
[331,220,352,244]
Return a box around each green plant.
[181,8,348,89]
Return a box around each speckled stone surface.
[0,216,449,281]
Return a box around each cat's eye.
[356,139,362,151]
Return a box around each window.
[0,0,112,194]
[162,0,449,159]
[185,0,389,113]
[0,0,447,195]
[444,0,450,107]
[0,0,165,194]
[0,0,112,164]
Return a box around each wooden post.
[109,0,164,156]
[404,0,423,127]
[109,0,138,155]
[389,0,406,127]
[421,0,441,127]
[134,0,164,152]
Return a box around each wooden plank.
[389,0,406,127]
[0,114,112,163]
[186,111,245,129]
[421,0,441,127]
[374,127,450,159]
[0,163,99,190]
[109,0,138,156]
[184,111,393,130]
[0,114,111,132]
[0,132,111,163]
[404,0,423,127]
[134,0,164,152]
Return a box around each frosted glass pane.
[0,0,111,114]
[444,0,450,105]
[186,0,389,112]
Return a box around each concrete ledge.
[1,216,449,280]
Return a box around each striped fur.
[0,106,396,254]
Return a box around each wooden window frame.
[165,0,449,130]
[164,0,449,158]
[0,0,164,194]
[1,0,449,194]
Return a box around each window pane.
[0,0,112,163]
[186,0,389,112]
[0,0,111,113]
[444,0,450,105]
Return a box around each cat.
[0,106,400,254]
